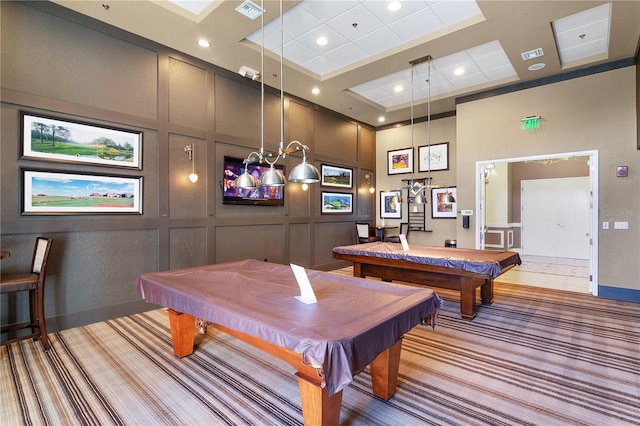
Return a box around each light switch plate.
[602,222,609,229]
[460,210,473,216]
[614,221,629,229]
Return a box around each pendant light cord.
[279,0,284,152]
[260,0,265,160]
[427,57,431,189]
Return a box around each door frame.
[475,150,598,295]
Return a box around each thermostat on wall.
[461,210,473,216]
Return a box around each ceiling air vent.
[521,48,544,61]
[235,0,264,20]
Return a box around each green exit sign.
[521,116,541,130]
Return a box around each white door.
[521,177,591,259]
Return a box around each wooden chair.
[1,237,53,350]
[355,223,381,244]
[385,223,410,243]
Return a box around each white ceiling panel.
[283,39,317,64]
[297,0,358,23]
[553,3,611,65]
[387,8,444,41]
[326,4,383,39]
[431,0,482,26]
[362,0,432,25]
[294,24,349,55]
[247,0,484,78]
[352,26,404,55]
[559,39,609,64]
[324,43,369,68]
[349,40,516,110]
[53,0,640,126]
[301,55,340,76]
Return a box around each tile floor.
[495,254,591,293]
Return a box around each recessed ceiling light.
[197,39,211,48]
[388,2,402,12]
[528,63,546,71]
[454,67,465,76]
[378,116,386,123]
[394,85,403,93]
[316,37,328,46]
[311,88,320,95]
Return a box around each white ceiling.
[50,0,640,126]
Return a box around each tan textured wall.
[456,67,639,291]
[0,1,376,330]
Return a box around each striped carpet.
[1,268,639,426]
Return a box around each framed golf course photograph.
[21,111,142,169]
[22,169,143,215]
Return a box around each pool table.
[134,259,442,426]
[333,242,521,319]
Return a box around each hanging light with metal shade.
[442,189,456,203]
[286,141,320,183]
[390,191,403,205]
[260,163,286,186]
[233,158,259,188]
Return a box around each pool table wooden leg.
[370,339,402,400]
[167,309,195,357]
[352,262,363,278]
[481,279,494,305]
[460,278,477,320]
[297,373,342,426]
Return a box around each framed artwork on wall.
[387,148,413,175]
[418,142,449,172]
[380,190,402,219]
[321,164,353,188]
[431,187,457,219]
[21,111,143,169]
[321,192,353,214]
[22,169,143,215]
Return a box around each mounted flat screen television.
[222,156,285,206]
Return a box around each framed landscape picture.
[431,187,457,219]
[387,148,413,175]
[321,164,352,188]
[321,192,353,214]
[380,190,402,219]
[22,170,143,215]
[418,142,449,172]
[21,111,142,169]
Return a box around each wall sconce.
[184,144,198,183]
[364,172,375,194]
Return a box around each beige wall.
[376,116,458,246]
[375,66,638,293]
[456,67,639,292]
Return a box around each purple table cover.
[333,242,522,278]
[134,259,442,396]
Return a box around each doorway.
[476,151,598,295]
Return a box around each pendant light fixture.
[391,55,455,205]
[233,0,319,190]
[423,55,455,204]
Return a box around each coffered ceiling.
[51,0,640,126]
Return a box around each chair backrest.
[355,223,370,239]
[31,237,53,275]
[399,222,410,236]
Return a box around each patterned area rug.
[2,270,639,425]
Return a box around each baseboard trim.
[597,285,640,303]
[47,299,159,333]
